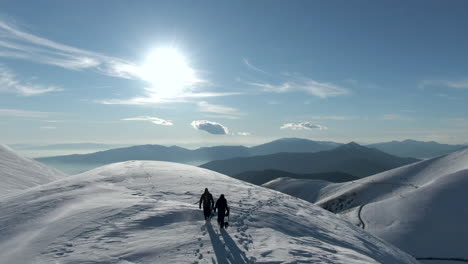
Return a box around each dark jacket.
[200,191,214,209]
[215,196,229,216]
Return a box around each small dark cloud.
[191,120,229,135]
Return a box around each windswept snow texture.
[266,148,468,261]
[0,161,418,264]
[0,144,66,198]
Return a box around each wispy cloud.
[122,116,173,126]
[243,58,269,75]
[0,108,52,118]
[280,122,328,130]
[436,93,459,100]
[99,91,243,105]
[197,101,243,120]
[0,20,140,79]
[40,126,56,130]
[236,132,251,136]
[0,65,63,96]
[191,120,229,135]
[249,77,349,98]
[0,20,243,104]
[420,79,468,89]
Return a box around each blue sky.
[1,0,468,147]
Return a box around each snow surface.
[262,177,332,203]
[0,144,66,198]
[264,148,468,261]
[0,160,418,264]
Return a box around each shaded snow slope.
[234,169,357,185]
[265,148,468,261]
[0,144,66,198]
[263,177,333,203]
[0,161,418,264]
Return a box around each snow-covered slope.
[0,144,66,198]
[263,177,333,203]
[0,161,418,264]
[265,148,468,262]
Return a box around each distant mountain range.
[201,142,419,177]
[368,139,467,159]
[10,143,125,150]
[233,169,358,185]
[35,138,340,174]
[33,138,465,175]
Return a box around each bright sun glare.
[140,47,198,97]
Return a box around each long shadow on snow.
[206,222,249,264]
[123,208,201,231]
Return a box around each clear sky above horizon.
[1,0,468,147]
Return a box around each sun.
[140,47,198,97]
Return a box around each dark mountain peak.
[337,141,366,150]
[250,138,341,156]
[271,137,313,143]
[169,145,188,150]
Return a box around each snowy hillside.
[0,161,418,264]
[263,177,333,203]
[0,144,66,198]
[265,148,468,262]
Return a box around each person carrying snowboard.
[214,194,230,228]
[199,188,214,220]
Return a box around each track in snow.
[357,204,366,229]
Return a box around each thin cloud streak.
[249,78,349,98]
[0,109,52,118]
[122,116,173,126]
[0,20,140,79]
[0,65,63,96]
[197,101,241,115]
[243,58,269,75]
[420,79,468,89]
[99,92,243,105]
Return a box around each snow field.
[0,160,418,263]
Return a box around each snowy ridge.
[264,148,468,261]
[0,161,418,264]
[0,144,66,198]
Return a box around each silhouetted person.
[214,194,230,228]
[199,188,214,220]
